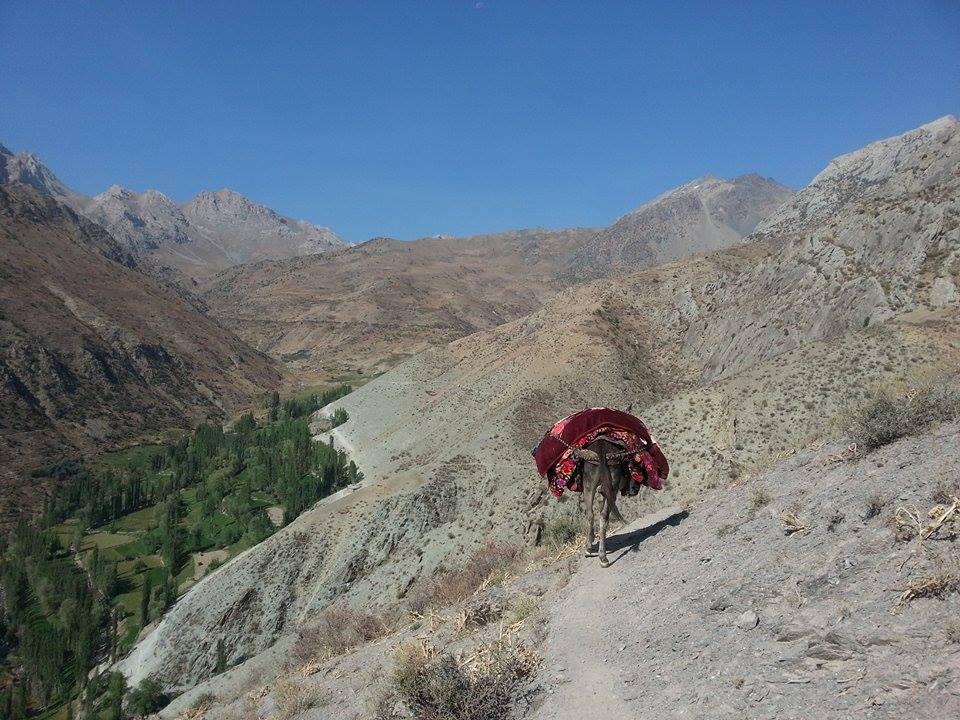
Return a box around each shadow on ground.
[602,508,689,565]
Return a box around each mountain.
[0,182,281,522]
[0,143,85,206]
[565,173,794,279]
[117,117,960,695]
[202,176,791,386]
[203,227,599,384]
[0,144,347,281]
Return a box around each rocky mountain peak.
[566,172,794,279]
[0,145,83,206]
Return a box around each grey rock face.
[182,188,344,262]
[84,186,192,253]
[0,144,86,208]
[566,173,794,279]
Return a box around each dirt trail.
[531,507,686,720]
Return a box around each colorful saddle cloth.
[533,408,669,498]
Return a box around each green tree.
[214,638,227,674]
[139,572,152,628]
[126,678,168,716]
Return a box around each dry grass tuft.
[410,543,523,613]
[377,636,538,720]
[779,509,807,536]
[274,677,331,720]
[896,560,960,608]
[541,513,581,551]
[293,606,390,664]
[893,497,960,545]
[508,595,540,624]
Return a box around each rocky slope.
[0,144,346,282]
[203,228,599,384]
[116,116,960,695]
[158,424,960,720]
[0,182,281,522]
[564,173,793,279]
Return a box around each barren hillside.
[202,228,598,385]
[564,173,794,279]
[0,183,281,522]
[115,117,960,698]
[202,174,791,386]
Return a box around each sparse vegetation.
[293,606,390,663]
[274,676,331,719]
[410,543,522,612]
[946,621,960,644]
[864,493,886,520]
[508,595,540,624]
[897,560,960,607]
[126,677,169,716]
[379,639,537,720]
[750,487,771,510]
[826,510,845,532]
[848,384,960,451]
[541,513,580,550]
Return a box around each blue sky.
[1,1,958,241]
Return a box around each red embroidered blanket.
[533,408,669,497]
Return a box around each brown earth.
[202,228,599,387]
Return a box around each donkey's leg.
[583,474,597,557]
[598,491,611,567]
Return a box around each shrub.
[848,384,960,451]
[508,596,539,624]
[750,487,771,510]
[126,677,168,716]
[864,493,886,520]
[541,514,580,550]
[410,543,522,613]
[292,607,389,663]
[379,640,537,720]
[274,677,330,719]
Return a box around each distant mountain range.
[203,175,795,384]
[0,144,346,281]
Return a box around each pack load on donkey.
[532,407,669,497]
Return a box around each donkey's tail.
[597,442,627,525]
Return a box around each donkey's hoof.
[583,549,597,558]
[599,557,610,568]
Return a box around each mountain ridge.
[0,144,347,280]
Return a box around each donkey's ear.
[625,403,633,414]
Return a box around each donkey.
[576,437,634,567]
